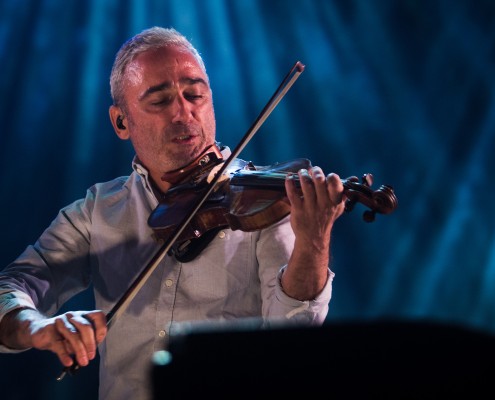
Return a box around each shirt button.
[165,279,173,287]
[218,231,226,239]
[158,330,166,338]
[136,167,143,174]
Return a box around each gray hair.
[109,26,207,107]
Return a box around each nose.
[171,94,192,123]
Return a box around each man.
[0,27,345,399]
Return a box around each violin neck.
[230,170,347,190]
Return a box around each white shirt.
[0,149,334,400]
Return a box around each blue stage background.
[1,0,495,398]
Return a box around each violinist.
[0,26,346,400]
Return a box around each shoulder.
[63,173,143,214]
[90,175,131,196]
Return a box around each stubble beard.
[161,123,208,172]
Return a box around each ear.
[109,105,129,140]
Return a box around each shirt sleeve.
[256,215,334,326]
[0,196,93,352]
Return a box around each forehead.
[125,45,206,88]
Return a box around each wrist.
[0,307,38,350]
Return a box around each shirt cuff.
[274,266,334,325]
[0,289,36,353]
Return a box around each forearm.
[281,237,330,301]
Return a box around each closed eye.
[185,93,204,101]
[150,95,173,106]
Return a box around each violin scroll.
[343,174,398,222]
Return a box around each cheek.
[128,120,159,150]
[205,117,216,138]
[129,112,161,135]
[201,106,216,137]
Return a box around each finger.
[55,316,89,367]
[309,166,325,183]
[83,311,108,345]
[326,173,344,205]
[297,168,316,204]
[68,314,98,361]
[50,334,76,367]
[284,172,302,207]
[309,166,330,206]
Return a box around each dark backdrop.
[1,0,495,399]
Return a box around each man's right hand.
[0,308,107,368]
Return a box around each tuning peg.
[361,173,373,187]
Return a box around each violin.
[148,155,398,248]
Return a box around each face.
[113,45,216,188]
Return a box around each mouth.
[176,135,192,140]
[168,123,201,144]
[172,134,197,143]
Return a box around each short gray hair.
[109,26,207,107]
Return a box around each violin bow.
[57,61,305,380]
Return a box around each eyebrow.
[139,77,208,101]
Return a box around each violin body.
[148,158,305,243]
